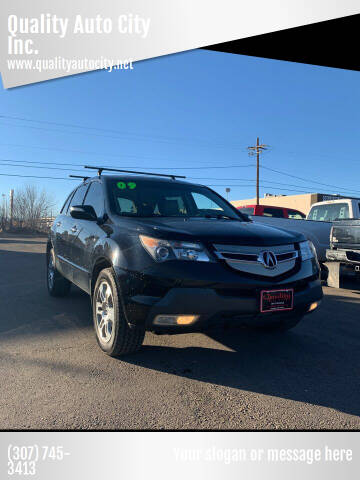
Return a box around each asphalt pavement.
[1,234,360,430]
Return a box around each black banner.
[204,14,360,71]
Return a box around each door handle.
[71,226,78,233]
[56,222,61,227]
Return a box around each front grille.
[213,243,298,277]
[221,252,258,262]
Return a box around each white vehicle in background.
[306,198,360,222]
[248,198,360,263]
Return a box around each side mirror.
[70,205,97,221]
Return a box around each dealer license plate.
[260,289,294,313]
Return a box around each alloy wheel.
[95,280,115,344]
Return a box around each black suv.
[47,169,323,356]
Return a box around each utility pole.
[248,137,268,205]
[226,187,231,201]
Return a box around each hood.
[123,217,304,246]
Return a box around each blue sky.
[0,49,359,212]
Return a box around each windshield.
[108,179,241,220]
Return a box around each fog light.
[308,301,320,312]
[176,315,199,325]
[154,314,199,326]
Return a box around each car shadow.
[123,296,360,418]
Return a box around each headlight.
[139,235,211,262]
[299,240,317,261]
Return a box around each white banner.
[1,432,359,479]
[1,0,360,88]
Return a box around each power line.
[0,120,217,148]
[0,171,354,196]
[206,184,326,193]
[260,165,356,192]
[0,115,356,195]
[271,146,357,166]
[0,141,228,164]
[0,115,244,150]
[187,177,360,194]
[2,139,357,191]
[0,157,255,171]
[2,158,360,195]
[0,157,86,168]
[0,162,85,173]
[0,173,76,180]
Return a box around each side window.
[263,207,284,218]
[192,192,222,213]
[83,182,104,218]
[69,184,88,211]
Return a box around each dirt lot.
[1,234,359,430]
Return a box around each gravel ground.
[1,234,359,430]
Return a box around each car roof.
[310,199,354,207]
[239,204,304,214]
[240,204,289,210]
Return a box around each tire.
[47,248,71,297]
[92,268,145,356]
[256,315,304,333]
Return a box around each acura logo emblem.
[259,251,277,269]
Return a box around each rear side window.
[263,207,285,218]
[308,203,350,221]
[84,182,104,218]
[287,209,305,219]
[69,184,88,210]
[238,207,254,215]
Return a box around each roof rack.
[69,175,90,181]
[84,165,186,180]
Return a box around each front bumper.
[326,248,360,265]
[144,279,322,332]
[114,258,322,333]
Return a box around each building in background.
[231,193,354,215]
